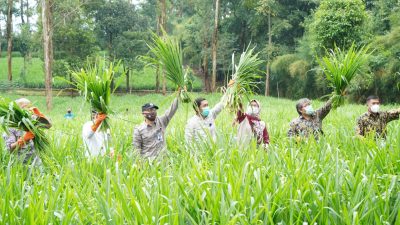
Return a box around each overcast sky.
[1,0,144,35]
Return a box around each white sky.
[0,0,143,35]
[0,0,38,34]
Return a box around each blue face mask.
[201,107,210,117]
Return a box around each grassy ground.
[0,57,203,90]
[0,93,399,224]
[0,57,45,86]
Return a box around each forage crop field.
[0,93,399,224]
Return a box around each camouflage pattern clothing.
[287,99,333,139]
[356,109,400,138]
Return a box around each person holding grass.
[133,97,179,159]
[356,95,400,139]
[235,99,270,149]
[185,96,226,144]
[82,110,111,158]
[185,81,235,144]
[287,97,333,140]
[2,98,51,165]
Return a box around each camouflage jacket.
[287,99,333,139]
[356,109,400,138]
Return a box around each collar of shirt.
[146,120,157,127]
[367,111,380,118]
[299,115,314,121]
[245,113,261,121]
[195,114,208,121]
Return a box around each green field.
[0,57,203,91]
[0,93,399,224]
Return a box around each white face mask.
[370,104,380,113]
[304,105,315,115]
[246,106,260,115]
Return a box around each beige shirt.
[133,98,179,158]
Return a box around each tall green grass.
[0,93,399,224]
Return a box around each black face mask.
[145,112,157,121]
[67,111,71,114]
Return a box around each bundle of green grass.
[0,98,50,151]
[224,47,264,112]
[142,33,191,103]
[317,43,371,107]
[71,58,124,131]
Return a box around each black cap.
[142,103,159,111]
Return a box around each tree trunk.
[20,0,25,24]
[7,0,13,81]
[160,0,167,33]
[0,24,2,58]
[202,38,210,92]
[211,0,220,92]
[160,0,167,96]
[265,12,271,96]
[26,0,31,59]
[276,82,280,99]
[26,0,29,25]
[126,67,130,93]
[155,66,160,93]
[20,0,27,82]
[22,55,27,81]
[239,20,246,50]
[70,73,73,97]
[42,0,53,111]
[155,8,161,93]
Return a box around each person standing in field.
[64,108,75,119]
[287,97,333,140]
[235,100,270,149]
[185,95,228,144]
[185,80,235,144]
[2,98,52,165]
[356,95,400,139]
[82,110,112,158]
[133,97,179,159]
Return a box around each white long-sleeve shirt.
[82,121,110,158]
[185,102,224,143]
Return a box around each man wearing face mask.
[356,95,400,139]
[235,100,270,149]
[185,95,228,144]
[287,97,333,139]
[133,97,179,158]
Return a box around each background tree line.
[0,0,399,109]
